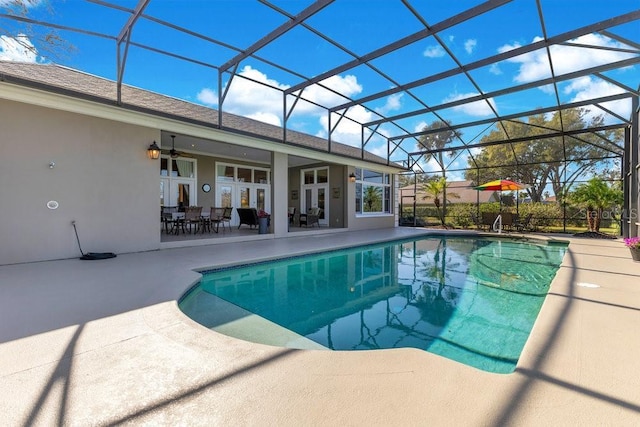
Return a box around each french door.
[216,184,270,226]
[301,167,328,226]
[160,156,196,209]
[215,162,271,226]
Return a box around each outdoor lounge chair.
[299,207,322,227]
[236,207,260,229]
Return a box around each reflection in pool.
[179,236,567,373]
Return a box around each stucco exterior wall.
[0,99,159,265]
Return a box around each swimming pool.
[179,235,567,373]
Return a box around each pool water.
[179,236,567,373]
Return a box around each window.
[254,169,268,184]
[217,165,235,182]
[355,168,391,215]
[215,164,270,184]
[237,167,251,183]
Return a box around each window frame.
[354,168,392,216]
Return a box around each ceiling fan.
[169,134,180,158]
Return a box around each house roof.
[0,61,399,169]
[399,180,500,204]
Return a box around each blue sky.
[1,0,638,177]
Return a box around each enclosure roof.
[1,0,638,172]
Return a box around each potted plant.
[257,209,270,234]
[623,236,640,261]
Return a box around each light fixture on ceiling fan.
[169,134,180,158]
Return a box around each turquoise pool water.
[179,236,567,373]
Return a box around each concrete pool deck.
[1,228,639,426]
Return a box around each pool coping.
[1,228,639,425]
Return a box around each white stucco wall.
[0,99,160,265]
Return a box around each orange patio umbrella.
[474,179,529,213]
[473,179,528,191]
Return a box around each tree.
[465,108,622,202]
[569,177,622,232]
[422,177,459,227]
[416,121,461,221]
[1,1,73,61]
[397,172,430,188]
[418,120,459,177]
[415,238,460,326]
[363,185,382,212]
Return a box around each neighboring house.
[399,180,500,206]
[0,61,404,265]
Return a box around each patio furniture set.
[162,206,233,235]
[474,212,534,232]
[162,206,324,235]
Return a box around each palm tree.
[569,177,622,232]
[363,185,382,212]
[422,177,459,227]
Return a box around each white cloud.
[564,76,629,122]
[464,39,477,54]
[499,34,636,84]
[423,45,445,58]
[246,111,281,127]
[293,73,362,113]
[196,88,217,106]
[317,104,375,147]
[374,93,403,115]
[367,143,389,158]
[539,84,555,94]
[414,121,428,133]
[0,34,39,62]
[468,147,482,156]
[489,63,502,75]
[425,156,444,172]
[220,65,290,124]
[201,65,367,132]
[442,92,497,116]
[563,76,593,94]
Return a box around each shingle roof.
[399,180,500,204]
[0,61,399,167]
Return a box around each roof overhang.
[0,81,405,174]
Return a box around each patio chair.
[470,212,481,230]
[161,206,180,234]
[182,206,202,234]
[236,207,259,229]
[515,213,534,232]
[501,212,515,231]
[221,207,233,232]
[288,207,296,225]
[299,207,322,227]
[205,207,225,233]
[481,212,497,231]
